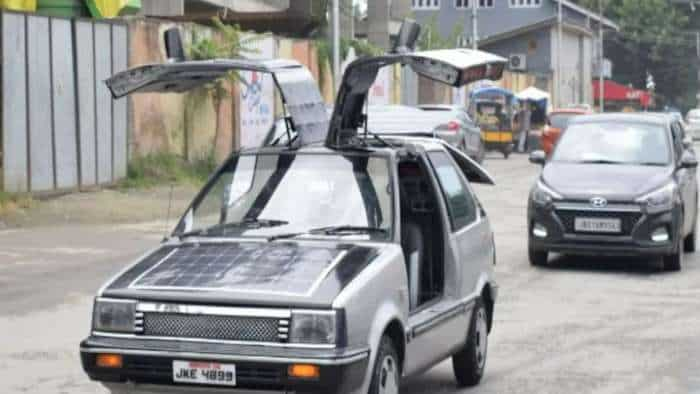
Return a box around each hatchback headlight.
[92,299,137,333]
[289,310,341,345]
[531,180,562,205]
[636,183,676,214]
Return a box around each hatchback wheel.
[369,336,400,394]
[684,217,697,253]
[452,298,488,387]
[528,245,548,266]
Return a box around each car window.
[549,113,577,129]
[552,121,671,166]
[427,151,477,230]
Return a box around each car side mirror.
[529,150,546,165]
[680,151,698,169]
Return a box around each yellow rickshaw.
[469,87,516,159]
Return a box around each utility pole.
[557,0,563,107]
[332,0,340,92]
[471,0,478,49]
[598,0,605,113]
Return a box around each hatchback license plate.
[173,360,236,386]
[574,217,621,233]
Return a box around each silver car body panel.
[105,59,328,145]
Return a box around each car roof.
[244,137,448,156]
[418,104,463,111]
[568,112,670,127]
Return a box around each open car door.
[327,49,505,184]
[443,142,495,185]
[105,58,329,145]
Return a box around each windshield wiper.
[267,225,388,242]
[178,218,289,240]
[578,159,626,165]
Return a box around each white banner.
[368,66,392,106]
[239,35,276,148]
[452,86,466,107]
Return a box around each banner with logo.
[239,35,276,148]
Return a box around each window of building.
[413,0,440,9]
[509,0,542,8]
[456,0,494,8]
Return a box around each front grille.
[142,313,286,343]
[556,210,642,235]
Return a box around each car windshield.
[175,152,393,240]
[549,113,578,129]
[551,121,671,166]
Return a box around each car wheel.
[664,238,683,271]
[528,245,548,266]
[684,216,697,253]
[369,335,400,394]
[452,298,488,387]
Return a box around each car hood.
[100,240,382,308]
[541,162,673,200]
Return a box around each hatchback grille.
[556,210,642,235]
[142,313,287,343]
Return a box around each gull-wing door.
[105,58,329,145]
[326,48,505,184]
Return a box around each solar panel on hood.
[129,243,343,297]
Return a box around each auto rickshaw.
[469,87,516,158]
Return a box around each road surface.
[2,153,700,394]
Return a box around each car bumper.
[80,336,369,394]
[528,201,681,256]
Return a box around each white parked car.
[686,109,700,140]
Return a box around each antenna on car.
[163,183,174,243]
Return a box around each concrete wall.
[413,0,557,41]
[551,25,593,107]
[126,19,327,162]
[481,26,552,76]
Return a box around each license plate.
[173,360,236,386]
[574,217,621,233]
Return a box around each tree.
[572,0,695,108]
[188,18,265,158]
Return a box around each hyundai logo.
[590,197,608,208]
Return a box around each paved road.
[2,153,700,394]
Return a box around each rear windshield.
[549,113,578,129]
[552,121,671,166]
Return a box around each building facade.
[411,0,617,107]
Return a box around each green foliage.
[0,191,34,217]
[572,0,696,108]
[417,16,464,50]
[315,37,382,89]
[121,153,216,189]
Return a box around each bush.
[120,153,217,189]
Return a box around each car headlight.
[531,180,562,205]
[636,182,676,214]
[92,298,137,333]
[289,310,342,345]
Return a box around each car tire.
[452,298,488,387]
[528,246,548,266]
[663,239,683,272]
[684,216,697,253]
[368,335,401,394]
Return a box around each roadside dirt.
[0,184,199,229]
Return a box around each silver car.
[367,105,486,164]
[686,109,700,140]
[81,30,504,394]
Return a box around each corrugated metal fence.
[1,11,128,193]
